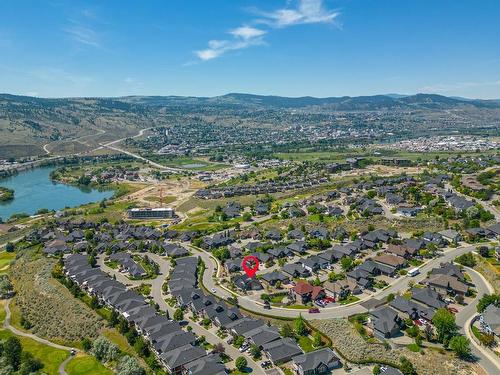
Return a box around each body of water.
[0,166,113,221]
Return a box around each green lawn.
[66,355,113,375]
[339,295,360,305]
[0,251,15,273]
[0,329,69,375]
[297,335,315,352]
[407,343,421,352]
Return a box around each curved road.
[457,267,499,375]
[99,252,265,375]
[194,243,500,373]
[194,244,481,319]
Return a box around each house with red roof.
[291,281,325,304]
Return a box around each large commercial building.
[128,207,175,219]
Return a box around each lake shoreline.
[0,166,113,221]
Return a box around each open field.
[66,355,113,375]
[0,300,69,375]
[9,253,104,345]
[0,251,15,274]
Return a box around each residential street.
[193,244,480,319]
[99,252,265,375]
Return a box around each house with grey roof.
[292,348,340,375]
[480,304,500,337]
[262,338,303,365]
[369,306,404,340]
[160,344,207,375]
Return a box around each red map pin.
[242,255,260,278]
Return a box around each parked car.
[227,337,233,344]
[261,361,272,368]
[447,307,458,314]
[211,288,217,293]
[308,308,320,313]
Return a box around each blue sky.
[1,0,499,99]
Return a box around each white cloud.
[124,77,135,84]
[256,0,340,27]
[230,26,266,40]
[193,1,339,62]
[195,26,266,61]
[63,22,100,47]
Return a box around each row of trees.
[0,336,43,375]
[432,308,471,358]
[82,336,143,375]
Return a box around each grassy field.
[146,155,229,171]
[0,315,69,375]
[66,355,113,375]
[274,148,496,162]
[0,251,15,273]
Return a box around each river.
[0,166,113,221]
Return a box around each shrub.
[91,336,119,363]
[235,357,247,371]
[449,335,471,358]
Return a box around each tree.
[4,336,22,370]
[280,323,294,338]
[173,308,184,321]
[312,331,322,347]
[399,356,416,375]
[294,315,307,336]
[5,242,14,253]
[91,336,119,362]
[432,308,457,343]
[116,355,145,375]
[449,335,471,358]
[234,336,245,348]
[477,294,500,313]
[88,254,97,267]
[249,344,261,359]
[110,309,119,326]
[424,324,434,342]
[19,352,43,375]
[478,333,495,347]
[81,338,92,352]
[455,252,476,267]
[235,357,247,371]
[340,256,354,272]
[213,343,225,354]
[373,365,381,375]
[386,293,395,302]
[242,212,252,221]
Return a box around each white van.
[408,267,420,277]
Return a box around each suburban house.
[291,281,325,304]
[283,263,311,279]
[479,304,500,337]
[232,274,263,292]
[410,287,446,310]
[108,252,147,279]
[373,254,407,270]
[438,229,462,244]
[386,244,417,259]
[324,279,361,300]
[260,271,290,287]
[292,348,341,375]
[262,338,303,365]
[425,274,468,297]
[369,306,404,340]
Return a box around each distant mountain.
[120,92,500,111]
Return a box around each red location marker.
[242,255,260,278]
